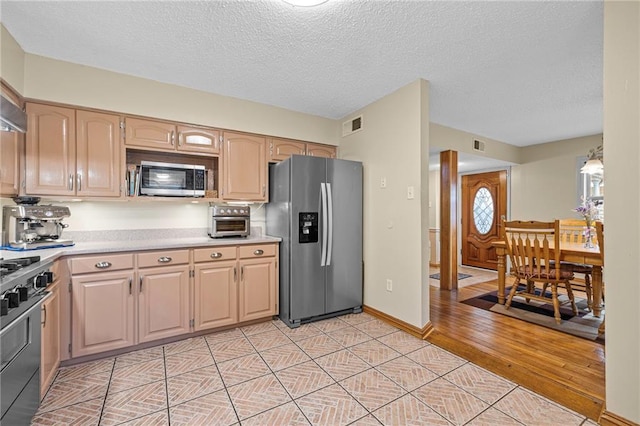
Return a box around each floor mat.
[460,287,604,342]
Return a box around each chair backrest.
[595,221,604,261]
[558,218,590,244]
[502,220,561,279]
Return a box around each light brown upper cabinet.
[306,142,337,159]
[269,138,306,162]
[25,103,121,197]
[0,128,21,196]
[125,117,220,155]
[221,131,267,201]
[0,86,22,196]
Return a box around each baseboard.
[362,305,433,340]
[600,409,640,426]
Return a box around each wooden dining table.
[492,240,604,317]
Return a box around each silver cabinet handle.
[170,130,175,146]
[262,184,266,196]
[178,131,183,146]
[68,174,74,190]
[77,174,82,192]
[95,261,112,269]
[210,252,222,259]
[158,256,172,263]
[129,278,132,295]
[241,266,244,281]
[253,249,264,256]
[42,304,47,327]
[233,267,237,282]
[140,276,143,292]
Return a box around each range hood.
[0,94,27,133]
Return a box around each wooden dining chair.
[502,220,578,324]
[549,218,596,311]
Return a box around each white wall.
[603,1,640,422]
[339,79,429,329]
[510,134,601,221]
[429,170,440,229]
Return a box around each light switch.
[407,186,415,199]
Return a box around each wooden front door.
[461,170,507,270]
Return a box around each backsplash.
[65,226,263,242]
[0,199,267,236]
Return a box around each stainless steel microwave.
[139,161,206,197]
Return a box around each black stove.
[0,255,53,325]
[0,256,41,278]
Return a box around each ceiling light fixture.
[581,145,604,174]
[282,0,328,7]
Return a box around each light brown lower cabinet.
[194,259,238,331]
[71,269,135,358]
[67,243,278,358]
[138,264,190,343]
[239,257,277,322]
[41,281,60,398]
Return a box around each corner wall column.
[440,150,458,290]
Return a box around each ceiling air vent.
[342,115,363,137]
[473,139,485,152]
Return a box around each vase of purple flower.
[573,198,598,248]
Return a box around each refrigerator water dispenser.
[299,212,318,243]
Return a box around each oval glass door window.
[473,187,494,234]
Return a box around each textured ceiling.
[0,0,603,146]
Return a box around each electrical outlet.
[386,279,393,292]
[380,177,387,188]
[407,186,415,199]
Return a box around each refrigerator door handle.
[326,182,333,266]
[320,182,328,266]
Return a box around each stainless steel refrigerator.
[267,155,363,328]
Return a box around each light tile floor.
[32,313,598,426]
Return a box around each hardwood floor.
[426,280,605,421]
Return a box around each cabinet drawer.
[138,250,189,268]
[238,244,276,259]
[194,246,237,263]
[71,253,134,274]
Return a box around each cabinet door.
[125,117,175,150]
[138,265,190,343]
[269,138,306,162]
[41,282,60,398]
[25,103,76,195]
[194,260,237,331]
[72,271,135,358]
[306,143,337,159]
[0,129,20,196]
[177,125,220,155]
[238,257,277,322]
[76,110,122,197]
[222,132,267,201]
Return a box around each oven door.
[211,217,250,237]
[1,295,46,424]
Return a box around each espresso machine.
[2,201,74,250]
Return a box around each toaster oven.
[208,205,250,238]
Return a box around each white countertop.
[0,234,281,263]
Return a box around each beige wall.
[0,25,25,93]
[23,54,339,145]
[510,134,601,221]
[603,1,640,423]
[339,79,429,329]
[429,170,440,229]
[430,123,520,164]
